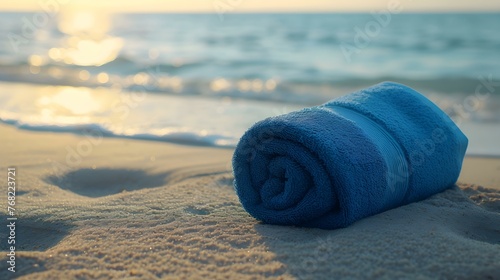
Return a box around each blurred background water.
[0,12,499,154]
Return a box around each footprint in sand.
[45,168,169,198]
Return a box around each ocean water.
[0,12,499,155]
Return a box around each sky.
[0,0,499,13]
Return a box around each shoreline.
[0,122,498,188]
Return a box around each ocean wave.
[1,87,499,155]
[0,113,237,147]
[1,79,499,155]
[0,61,497,105]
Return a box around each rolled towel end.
[233,82,467,229]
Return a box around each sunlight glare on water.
[37,87,101,115]
[53,9,123,66]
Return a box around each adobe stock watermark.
[111,64,162,119]
[6,167,17,273]
[50,127,104,180]
[446,74,499,127]
[50,64,163,178]
[226,105,292,177]
[387,127,448,191]
[8,0,71,52]
[232,125,285,178]
[387,74,499,191]
[339,0,403,62]
[213,0,244,21]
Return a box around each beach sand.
[0,123,499,279]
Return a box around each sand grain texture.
[0,124,499,279]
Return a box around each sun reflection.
[51,9,123,66]
[59,11,102,35]
[58,9,110,38]
[79,70,90,80]
[29,55,44,66]
[37,87,101,115]
[97,72,110,84]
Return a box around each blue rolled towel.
[232,82,468,229]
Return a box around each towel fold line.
[322,105,410,206]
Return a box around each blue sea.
[0,12,499,155]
